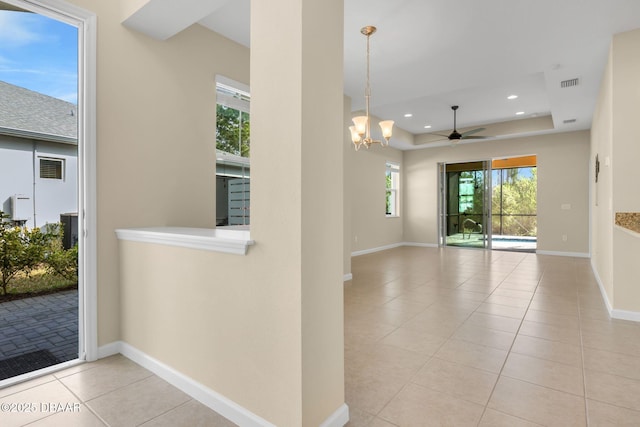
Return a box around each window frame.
[39,157,65,180]
[385,161,400,217]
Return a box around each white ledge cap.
[115,227,254,255]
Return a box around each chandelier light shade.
[350,26,394,151]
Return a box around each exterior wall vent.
[560,78,579,88]
[563,119,577,124]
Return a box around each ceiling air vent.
[563,119,577,124]
[560,78,579,88]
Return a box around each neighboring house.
[215,149,250,226]
[0,80,78,228]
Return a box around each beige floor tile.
[411,358,498,405]
[528,298,579,316]
[358,344,431,384]
[587,399,640,426]
[27,404,106,427]
[140,399,237,427]
[345,319,397,343]
[502,352,584,396]
[379,383,484,427]
[59,355,153,401]
[346,375,405,415]
[343,406,374,427]
[401,313,463,338]
[581,317,640,339]
[0,380,81,427]
[518,320,581,345]
[52,362,100,379]
[476,302,527,319]
[452,323,516,351]
[379,327,447,356]
[490,288,534,301]
[87,375,190,427]
[484,294,531,308]
[0,374,57,399]
[579,306,611,321]
[584,370,640,411]
[498,281,539,292]
[511,334,582,367]
[354,306,421,327]
[478,408,543,426]
[582,331,640,357]
[368,417,397,427]
[464,312,522,333]
[488,376,586,426]
[433,338,508,374]
[583,347,640,381]
[524,309,580,330]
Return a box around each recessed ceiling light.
[507,95,518,100]
[404,113,413,118]
[424,125,432,129]
[516,111,525,115]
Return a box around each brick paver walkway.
[0,290,78,364]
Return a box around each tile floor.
[2,246,640,426]
[345,246,640,426]
[0,355,236,426]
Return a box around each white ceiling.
[123,0,640,150]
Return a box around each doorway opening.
[438,156,537,252]
[0,0,95,383]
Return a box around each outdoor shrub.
[0,211,55,295]
[45,238,78,283]
[0,213,78,295]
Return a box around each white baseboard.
[402,242,439,248]
[98,341,275,427]
[320,403,349,427]
[97,341,121,359]
[97,341,349,427]
[536,250,590,258]
[343,273,353,282]
[611,309,640,322]
[351,243,403,257]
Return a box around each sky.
[0,8,77,104]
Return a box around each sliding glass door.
[438,161,491,249]
[438,156,538,252]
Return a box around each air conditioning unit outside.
[11,194,31,221]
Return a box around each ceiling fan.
[429,105,491,143]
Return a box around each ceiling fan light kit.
[349,25,394,151]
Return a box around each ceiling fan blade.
[461,135,489,139]
[429,133,451,138]
[460,127,486,137]
[416,137,448,145]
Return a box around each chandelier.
[349,26,394,151]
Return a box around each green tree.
[492,168,537,236]
[216,105,250,157]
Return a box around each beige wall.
[591,48,614,303]
[66,0,250,348]
[347,143,403,252]
[343,96,353,275]
[592,27,640,313]
[404,132,591,254]
[345,114,410,254]
[66,0,344,424]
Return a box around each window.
[216,77,250,226]
[39,158,64,180]
[386,162,400,216]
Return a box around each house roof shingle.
[0,80,77,144]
